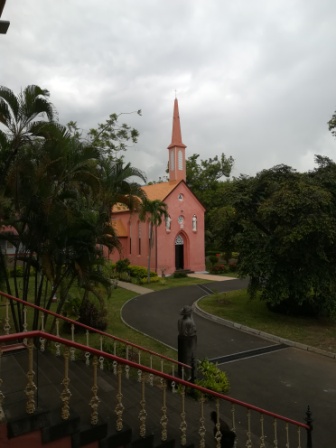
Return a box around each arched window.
[170,151,175,171]
[138,222,141,254]
[175,234,184,245]
[178,150,183,170]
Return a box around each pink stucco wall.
[108,181,205,275]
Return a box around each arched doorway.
[175,234,184,270]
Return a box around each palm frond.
[0,86,19,121]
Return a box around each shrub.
[139,275,160,284]
[173,271,187,278]
[129,265,156,278]
[195,359,230,398]
[10,266,24,277]
[209,255,219,266]
[118,271,131,282]
[63,296,107,332]
[77,299,108,331]
[228,260,238,272]
[210,264,228,274]
[223,251,232,262]
[115,258,130,273]
[103,261,116,278]
[206,250,221,256]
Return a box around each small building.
[109,99,205,276]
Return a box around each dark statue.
[178,305,197,336]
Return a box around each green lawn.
[198,289,336,354]
[104,287,176,360]
[5,273,336,357]
[141,276,214,291]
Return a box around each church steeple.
[167,98,187,182]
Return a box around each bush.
[129,265,156,278]
[173,271,187,278]
[78,299,108,331]
[119,271,131,282]
[267,298,319,317]
[228,260,238,272]
[210,264,228,274]
[206,250,221,256]
[115,258,130,273]
[63,296,107,332]
[10,266,24,277]
[139,275,160,284]
[209,255,219,266]
[195,359,230,398]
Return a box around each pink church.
[109,99,205,276]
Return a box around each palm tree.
[139,198,168,283]
[97,158,147,219]
[0,84,56,178]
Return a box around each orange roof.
[112,181,180,214]
[142,181,179,201]
[112,219,128,237]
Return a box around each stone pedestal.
[177,334,197,380]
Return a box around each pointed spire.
[168,98,186,149]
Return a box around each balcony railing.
[0,291,313,447]
[0,290,190,377]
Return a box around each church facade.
[109,99,205,276]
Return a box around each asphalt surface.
[121,278,336,447]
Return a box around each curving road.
[122,278,336,447]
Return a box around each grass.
[134,272,238,291]
[198,289,336,354]
[140,276,214,291]
[0,277,178,365]
[6,272,336,359]
[103,287,177,360]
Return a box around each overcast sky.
[1,0,336,182]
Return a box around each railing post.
[90,356,100,425]
[305,405,313,448]
[190,355,196,384]
[61,347,71,420]
[25,338,37,414]
[0,346,5,422]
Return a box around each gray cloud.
[1,0,336,182]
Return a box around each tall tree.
[139,198,168,283]
[97,158,146,220]
[186,153,234,252]
[328,110,336,137]
[0,85,56,178]
[0,85,147,329]
[229,163,336,317]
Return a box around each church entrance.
[175,234,184,270]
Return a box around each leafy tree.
[88,111,141,157]
[186,153,233,206]
[328,110,336,137]
[0,85,146,330]
[229,163,336,317]
[185,153,234,252]
[139,198,168,283]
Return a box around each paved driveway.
[122,279,336,447]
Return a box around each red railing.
[0,330,309,426]
[0,292,312,448]
[0,290,190,375]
